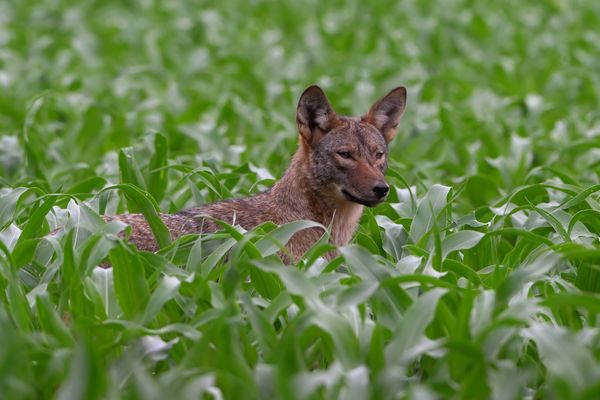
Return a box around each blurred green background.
[2,0,598,192]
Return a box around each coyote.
[107,85,407,261]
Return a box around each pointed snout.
[340,162,390,207]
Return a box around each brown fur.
[108,85,407,261]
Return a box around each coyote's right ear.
[297,85,340,146]
[364,87,407,143]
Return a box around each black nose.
[373,183,389,198]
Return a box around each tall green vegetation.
[0,0,599,398]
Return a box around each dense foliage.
[1,0,600,398]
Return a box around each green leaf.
[385,288,447,366]
[441,230,485,258]
[103,184,171,248]
[0,187,38,227]
[249,263,282,300]
[558,184,600,210]
[200,237,237,276]
[443,259,483,285]
[118,148,146,192]
[309,309,361,368]
[240,292,276,359]
[336,281,379,307]
[542,292,600,314]
[376,215,407,260]
[497,251,560,303]
[103,319,201,340]
[5,270,33,332]
[567,209,600,236]
[525,323,600,392]
[35,294,75,347]
[141,275,180,324]
[65,176,107,195]
[56,339,106,400]
[147,133,169,203]
[255,261,319,301]
[15,196,55,244]
[410,184,451,243]
[109,243,151,320]
[255,220,324,257]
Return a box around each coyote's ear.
[297,85,340,146]
[363,87,407,143]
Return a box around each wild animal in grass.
[106,85,407,261]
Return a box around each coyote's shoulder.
[110,85,407,261]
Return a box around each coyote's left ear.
[297,85,340,146]
[363,87,407,143]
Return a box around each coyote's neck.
[270,146,363,246]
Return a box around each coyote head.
[296,85,407,207]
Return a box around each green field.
[1,0,600,398]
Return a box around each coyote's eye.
[375,151,384,159]
[337,151,352,159]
